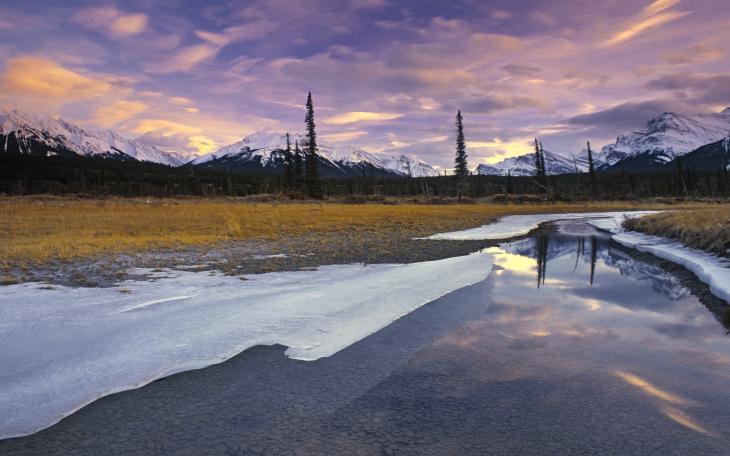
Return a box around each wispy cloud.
[147,20,277,74]
[0,56,111,103]
[75,7,148,39]
[90,100,147,127]
[145,44,220,74]
[604,0,690,46]
[324,111,403,125]
[322,130,368,142]
[662,44,724,64]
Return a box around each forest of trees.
[4,150,730,200]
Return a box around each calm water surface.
[3,220,730,455]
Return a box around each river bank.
[0,197,710,286]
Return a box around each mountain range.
[472,107,730,176]
[0,109,187,167]
[600,108,730,171]
[474,149,589,176]
[2,106,730,177]
[0,109,438,178]
[190,131,439,178]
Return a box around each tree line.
[3,98,730,200]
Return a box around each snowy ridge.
[0,252,493,438]
[474,149,588,176]
[191,131,439,177]
[598,107,730,168]
[0,109,186,166]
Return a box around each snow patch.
[0,252,493,439]
[251,253,289,260]
[609,232,730,304]
[585,215,730,303]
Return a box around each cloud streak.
[324,111,403,125]
[604,0,690,46]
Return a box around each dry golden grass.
[0,196,714,267]
[627,205,730,256]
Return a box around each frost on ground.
[423,211,658,240]
[0,252,493,439]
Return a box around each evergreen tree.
[283,132,294,188]
[304,92,322,197]
[539,140,547,185]
[534,138,545,191]
[454,110,468,177]
[586,140,596,193]
[294,140,303,186]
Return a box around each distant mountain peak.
[0,108,186,167]
[474,149,588,176]
[598,107,730,170]
[192,130,439,177]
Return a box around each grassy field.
[0,196,717,268]
[626,206,730,256]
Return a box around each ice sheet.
[424,211,658,240]
[0,252,493,439]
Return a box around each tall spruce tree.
[283,133,294,187]
[294,140,303,186]
[534,138,547,192]
[586,140,596,193]
[540,141,547,186]
[534,138,542,181]
[454,110,468,178]
[304,92,322,197]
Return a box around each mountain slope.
[0,109,186,167]
[474,149,588,176]
[600,108,730,171]
[192,131,439,177]
[666,136,730,171]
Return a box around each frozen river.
[2,217,729,454]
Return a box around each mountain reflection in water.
[500,225,691,301]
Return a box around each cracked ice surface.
[0,252,493,439]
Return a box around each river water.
[2,219,729,455]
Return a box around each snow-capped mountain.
[0,109,186,167]
[599,107,730,171]
[191,131,439,177]
[474,149,588,176]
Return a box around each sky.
[0,0,728,168]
